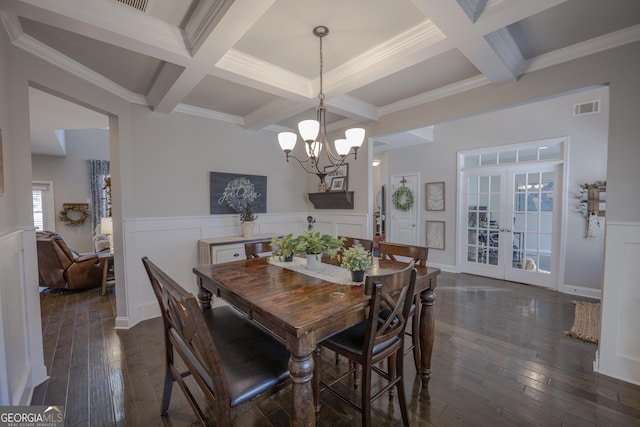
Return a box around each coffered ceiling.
[2,0,639,155]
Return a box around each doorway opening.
[458,138,567,289]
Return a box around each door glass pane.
[510,170,554,275]
[466,173,501,267]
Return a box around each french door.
[460,164,561,288]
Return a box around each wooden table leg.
[288,348,315,426]
[419,283,437,386]
[101,258,109,296]
[197,279,213,310]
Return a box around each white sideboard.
[198,233,279,265]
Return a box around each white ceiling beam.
[0,0,190,65]
[213,49,312,100]
[409,0,568,84]
[243,97,314,131]
[325,95,379,122]
[150,0,275,113]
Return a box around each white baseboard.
[561,284,601,300]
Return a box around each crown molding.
[523,24,640,74]
[174,103,244,126]
[0,11,22,42]
[324,20,446,92]
[184,0,235,54]
[379,75,490,116]
[215,49,312,99]
[13,33,146,105]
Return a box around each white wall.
[32,129,109,252]
[0,28,47,405]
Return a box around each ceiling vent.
[573,100,600,116]
[114,0,149,13]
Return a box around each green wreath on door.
[392,186,414,212]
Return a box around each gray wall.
[32,129,109,252]
[383,86,608,289]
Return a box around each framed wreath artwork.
[426,220,445,250]
[426,181,445,211]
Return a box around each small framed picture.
[426,181,445,211]
[330,176,346,191]
[325,164,348,189]
[426,220,445,250]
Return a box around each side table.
[98,251,115,295]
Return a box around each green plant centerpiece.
[270,234,299,262]
[341,244,373,282]
[295,231,345,270]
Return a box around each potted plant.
[270,234,298,262]
[341,244,373,282]
[220,178,260,237]
[295,231,344,270]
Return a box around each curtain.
[88,160,110,233]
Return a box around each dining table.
[193,256,440,427]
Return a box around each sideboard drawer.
[213,245,245,264]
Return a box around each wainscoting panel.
[0,229,47,404]
[597,222,640,386]
[120,212,369,328]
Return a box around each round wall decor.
[58,203,90,226]
[392,186,414,212]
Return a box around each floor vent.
[574,100,600,116]
[114,0,149,13]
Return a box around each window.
[32,181,55,231]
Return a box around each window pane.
[518,148,538,162]
[481,152,497,166]
[499,150,517,164]
[539,145,561,160]
[465,154,480,167]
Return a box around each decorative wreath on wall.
[58,204,90,226]
[392,186,415,212]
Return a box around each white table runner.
[268,256,363,286]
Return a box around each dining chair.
[339,236,374,253]
[378,242,428,372]
[141,257,291,426]
[244,241,273,259]
[313,261,416,427]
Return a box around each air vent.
[114,0,149,13]
[574,100,600,116]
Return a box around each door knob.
[506,228,512,232]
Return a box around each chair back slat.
[378,242,428,266]
[244,241,273,259]
[363,261,417,357]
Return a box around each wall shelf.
[308,191,354,209]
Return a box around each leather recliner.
[36,231,105,290]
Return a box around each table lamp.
[100,217,113,254]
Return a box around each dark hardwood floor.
[33,273,640,426]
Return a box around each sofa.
[36,231,105,290]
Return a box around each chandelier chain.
[318,32,324,102]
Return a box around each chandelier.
[278,26,365,187]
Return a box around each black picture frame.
[330,176,346,191]
[210,172,267,214]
